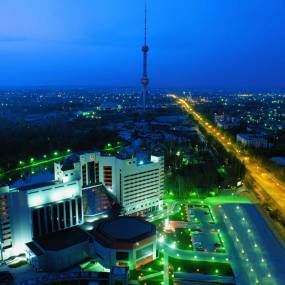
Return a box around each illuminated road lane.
[171,94,285,215]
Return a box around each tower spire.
[141,0,149,111]
[144,0,147,46]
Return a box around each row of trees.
[0,117,119,173]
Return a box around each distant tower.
[141,0,149,111]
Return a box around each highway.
[170,94,285,215]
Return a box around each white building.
[76,152,164,215]
[0,151,164,261]
[0,179,83,261]
[236,133,270,149]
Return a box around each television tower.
[141,0,149,111]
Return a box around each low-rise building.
[0,150,164,262]
[0,180,83,260]
[236,133,270,149]
[26,227,90,272]
[25,216,157,272]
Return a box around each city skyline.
[0,0,285,89]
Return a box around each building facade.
[0,151,164,261]
[89,216,157,270]
[0,179,83,260]
[236,133,270,149]
[77,152,164,215]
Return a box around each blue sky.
[0,0,285,89]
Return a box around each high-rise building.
[76,152,164,215]
[0,150,164,261]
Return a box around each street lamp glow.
[158,236,165,243]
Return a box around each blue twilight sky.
[0,0,285,90]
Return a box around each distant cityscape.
[0,87,285,285]
[1,1,285,285]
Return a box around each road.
[170,94,285,215]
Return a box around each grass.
[129,254,164,281]
[169,204,189,222]
[168,257,233,277]
[166,228,193,250]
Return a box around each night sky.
[0,0,285,90]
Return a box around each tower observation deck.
[141,1,149,111]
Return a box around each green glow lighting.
[54,152,58,156]
[30,158,34,162]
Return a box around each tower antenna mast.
[141,0,149,111]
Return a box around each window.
[59,203,65,229]
[32,209,39,238]
[88,161,95,185]
[72,199,76,225]
[46,206,52,234]
[104,166,112,186]
[52,204,59,231]
[77,198,82,223]
[65,201,71,227]
[116,251,129,260]
[136,244,153,260]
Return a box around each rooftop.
[237,133,265,139]
[16,181,58,192]
[33,226,89,251]
[90,216,156,247]
[26,241,43,256]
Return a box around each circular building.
[89,216,157,269]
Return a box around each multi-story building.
[236,133,271,149]
[0,151,164,261]
[76,152,164,215]
[0,179,83,260]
